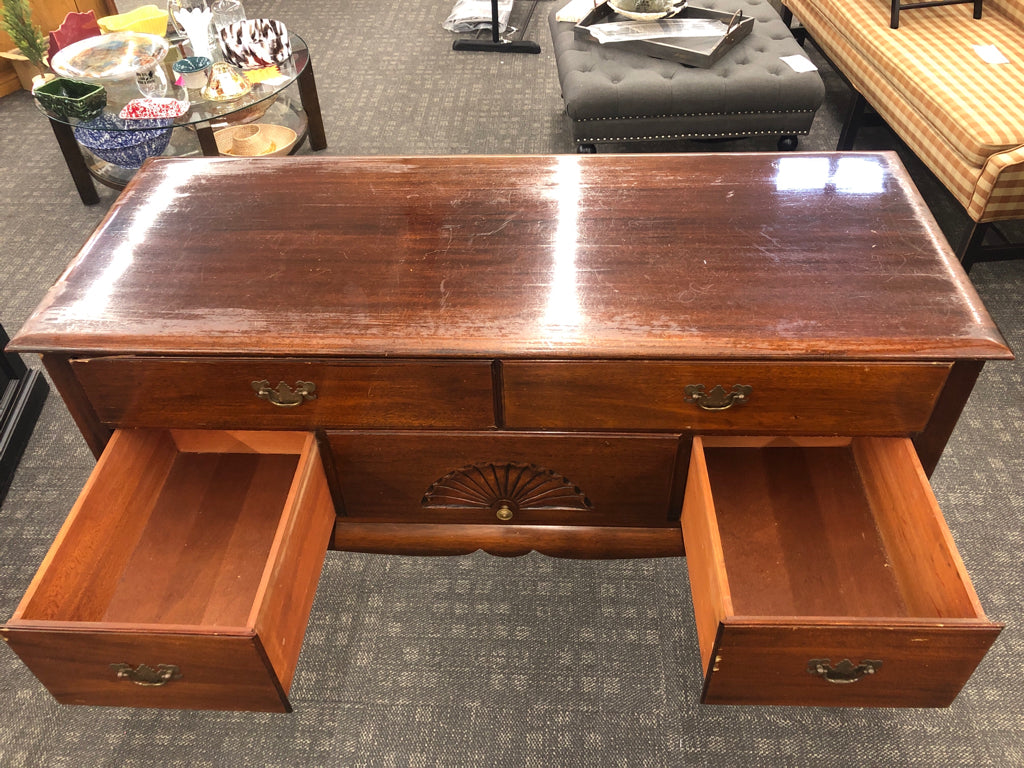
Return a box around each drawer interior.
[13,429,313,630]
[694,436,986,623]
[682,436,1001,706]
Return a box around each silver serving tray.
[574,2,755,67]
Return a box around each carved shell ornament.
[422,462,593,515]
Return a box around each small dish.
[119,97,189,120]
[172,55,212,89]
[607,0,686,20]
[32,78,107,120]
[218,18,291,70]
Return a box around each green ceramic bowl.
[33,78,107,120]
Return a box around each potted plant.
[2,0,51,90]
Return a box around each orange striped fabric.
[972,147,1024,221]
[989,0,1024,26]
[785,0,1024,222]
[798,0,1024,165]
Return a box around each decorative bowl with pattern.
[50,32,169,82]
[119,97,189,120]
[74,113,173,168]
[218,19,291,70]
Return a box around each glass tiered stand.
[39,32,326,204]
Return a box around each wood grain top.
[10,153,1011,360]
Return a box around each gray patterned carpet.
[1,1,1022,765]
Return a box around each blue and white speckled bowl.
[73,113,173,168]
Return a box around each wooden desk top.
[11,153,1010,361]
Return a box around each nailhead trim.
[573,109,817,123]
[575,128,811,142]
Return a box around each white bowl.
[607,0,686,21]
[50,32,169,82]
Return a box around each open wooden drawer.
[1,429,335,712]
[681,436,1002,707]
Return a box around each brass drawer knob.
[684,384,752,411]
[807,658,882,684]
[111,663,182,687]
[252,380,317,407]
[496,505,514,521]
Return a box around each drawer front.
[2,630,291,711]
[71,357,496,429]
[503,361,950,434]
[701,621,1002,707]
[328,431,682,527]
[681,435,1001,707]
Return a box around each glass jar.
[211,0,246,32]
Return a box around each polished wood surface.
[9,154,1010,361]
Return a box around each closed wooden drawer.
[681,436,1001,707]
[503,362,950,434]
[327,431,682,527]
[1,429,335,712]
[70,357,496,430]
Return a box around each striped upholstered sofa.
[782,0,1024,269]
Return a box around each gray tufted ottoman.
[549,0,825,151]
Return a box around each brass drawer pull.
[252,380,317,407]
[111,663,182,687]
[807,658,882,684]
[684,384,752,411]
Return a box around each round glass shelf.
[77,95,309,190]
[38,34,311,133]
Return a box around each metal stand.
[453,0,541,54]
[1,324,49,504]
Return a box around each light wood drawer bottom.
[1,429,335,711]
[681,436,1001,707]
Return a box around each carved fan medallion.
[421,462,593,515]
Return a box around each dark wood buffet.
[1,153,1013,711]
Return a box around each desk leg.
[196,122,219,156]
[913,360,984,477]
[298,59,327,151]
[49,118,99,205]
